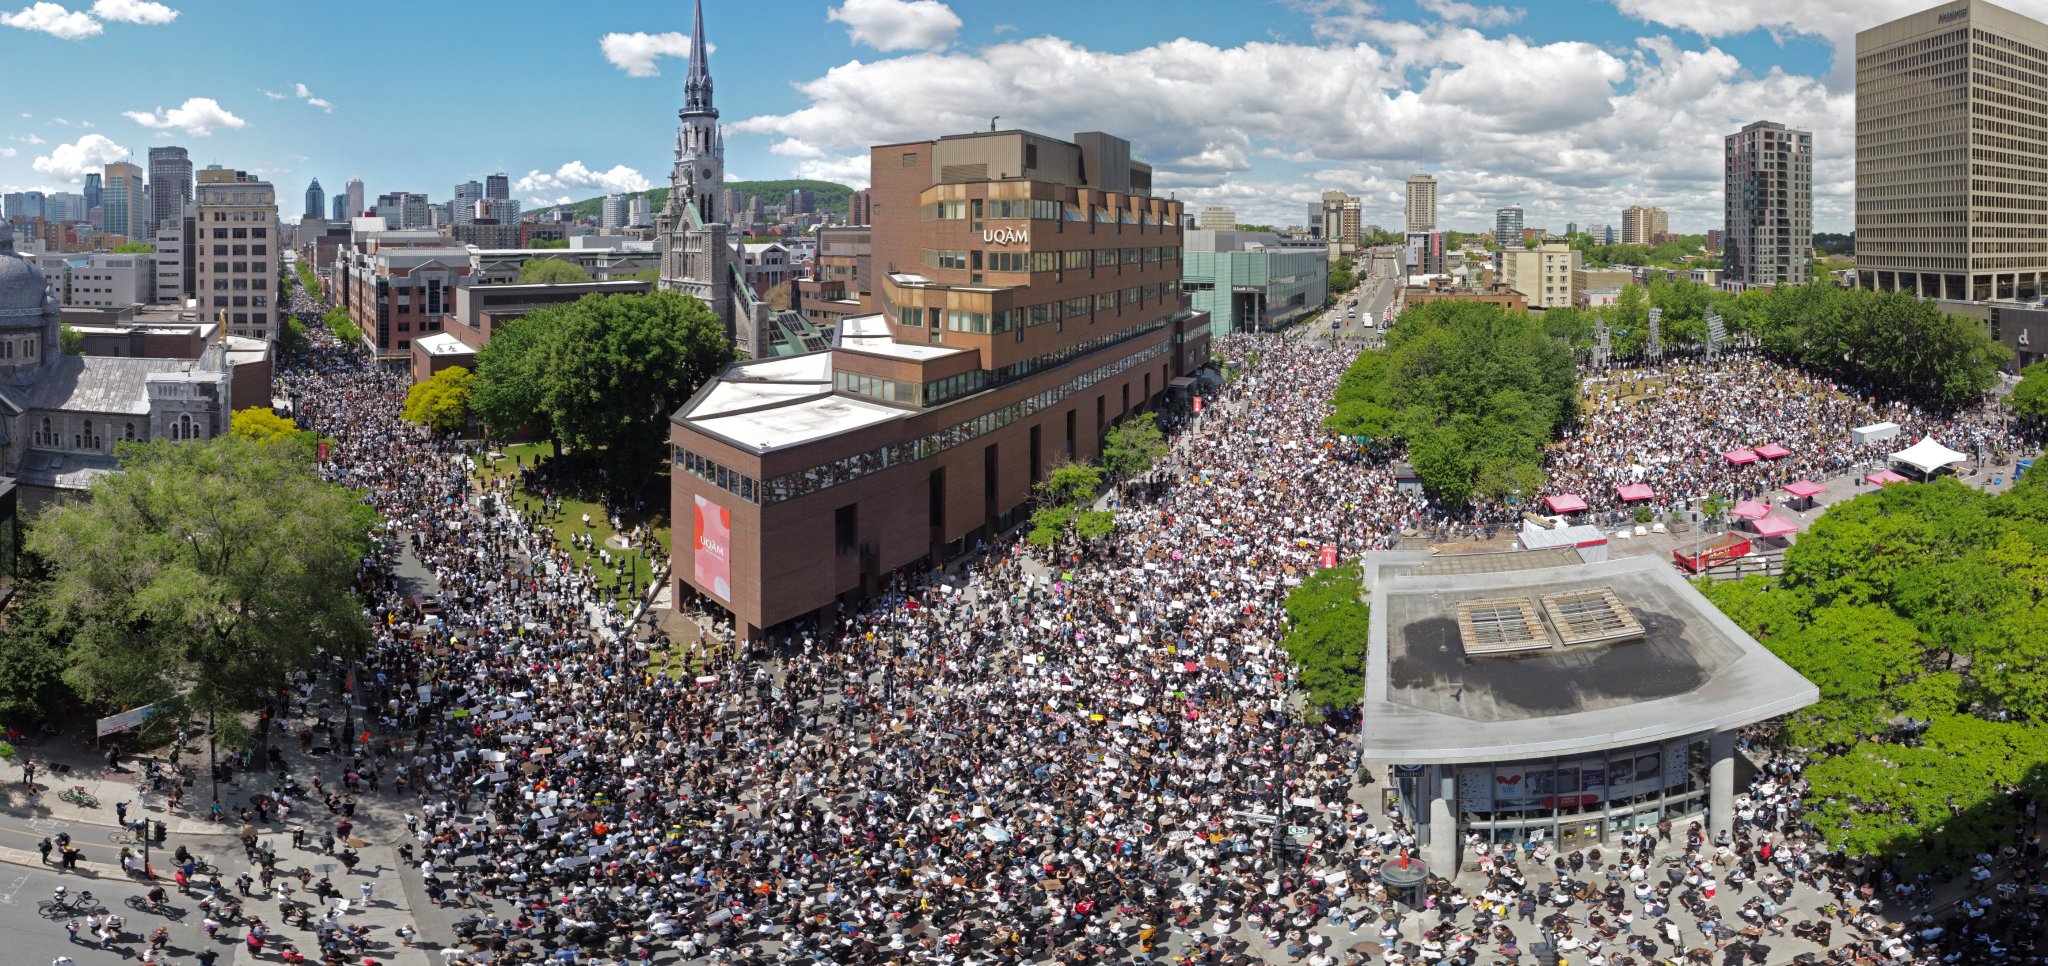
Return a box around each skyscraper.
[147,146,192,231]
[1724,120,1812,289]
[103,161,145,238]
[344,177,365,220]
[1494,206,1525,249]
[82,173,102,223]
[1857,0,2048,300]
[1405,174,1438,234]
[602,193,629,230]
[453,180,483,226]
[333,194,349,222]
[485,172,510,201]
[1621,205,1668,246]
[305,178,326,220]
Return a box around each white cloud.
[514,161,652,196]
[827,0,961,52]
[262,89,286,100]
[262,82,332,112]
[792,155,872,188]
[293,83,313,98]
[0,2,101,39]
[20,134,45,145]
[122,97,247,136]
[306,97,332,112]
[31,133,129,183]
[90,0,175,24]
[991,22,1016,35]
[1417,0,1522,26]
[600,31,691,77]
[737,23,1860,231]
[0,148,14,158]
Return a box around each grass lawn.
[472,442,672,608]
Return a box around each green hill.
[549,179,855,221]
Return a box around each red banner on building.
[692,494,732,602]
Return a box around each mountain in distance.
[548,180,854,221]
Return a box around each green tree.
[111,241,154,254]
[27,436,378,722]
[2011,361,2048,424]
[0,586,74,722]
[402,366,475,434]
[1279,561,1372,710]
[60,324,82,355]
[518,257,592,284]
[1101,412,1169,480]
[526,238,571,249]
[1027,463,1112,548]
[231,407,305,444]
[471,309,556,443]
[322,306,364,343]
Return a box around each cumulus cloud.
[90,0,175,24]
[600,31,692,77]
[32,133,128,183]
[122,97,247,136]
[737,21,1859,231]
[19,134,45,145]
[827,0,961,52]
[0,148,14,158]
[1604,0,1939,83]
[1418,0,1522,26]
[1,2,101,39]
[514,161,652,196]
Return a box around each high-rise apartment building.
[103,162,145,238]
[453,180,483,226]
[305,178,326,220]
[602,193,630,230]
[1196,206,1236,231]
[1621,205,1668,246]
[849,188,872,226]
[1857,0,2048,300]
[668,126,1207,638]
[1494,206,1525,250]
[375,192,431,230]
[344,177,365,220]
[1405,174,1438,234]
[147,146,192,231]
[1724,120,1812,289]
[485,172,510,201]
[1317,191,1363,253]
[629,196,652,228]
[193,167,280,342]
[1500,240,1582,308]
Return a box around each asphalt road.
[0,860,240,965]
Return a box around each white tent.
[1891,436,1968,476]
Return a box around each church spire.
[684,0,717,118]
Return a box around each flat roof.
[839,314,969,361]
[413,333,473,357]
[1360,553,1816,763]
[692,395,901,451]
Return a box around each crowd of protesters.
[242,277,2046,966]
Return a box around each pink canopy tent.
[1542,494,1590,513]
[1730,499,1770,520]
[1755,443,1791,460]
[1782,480,1824,499]
[1722,448,1759,465]
[1616,483,1655,502]
[1867,470,1909,487]
[1752,515,1799,538]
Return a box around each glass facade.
[1416,734,1713,851]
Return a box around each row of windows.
[922,198,1166,227]
[678,336,1177,507]
[207,227,269,239]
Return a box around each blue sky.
[4,0,2041,232]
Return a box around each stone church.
[657,0,827,359]
[0,222,232,509]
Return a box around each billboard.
[692,494,732,602]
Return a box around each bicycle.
[38,890,102,917]
[58,785,99,808]
[125,894,182,920]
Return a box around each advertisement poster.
[692,494,732,602]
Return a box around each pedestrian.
[38,836,52,864]
[64,919,79,943]
[360,881,373,905]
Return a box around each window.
[902,152,918,167]
[124,423,136,441]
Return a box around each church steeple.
[684,0,717,119]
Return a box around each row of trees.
[472,290,732,475]
[1703,473,2048,867]
[0,418,376,749]
[1326,300,1579,505]
[1279,561,1370,711]
[1026,412,1169,548]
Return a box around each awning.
[1730,499,1770,520]
[1542,494,1589,513]
[1782,480,1824,499]
[1867,470,1909,487]
[1722,448,1759,465]
[1752,516,1799,538]
[1755,443,1791,460]
[1616,483,1655,502]
[1168,376,1198,390]
[1891,436,1967,475]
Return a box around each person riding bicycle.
[147,885,168,909]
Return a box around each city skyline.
[4,0,2042,232]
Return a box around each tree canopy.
[2013,361,2048,424]
[1326,299,1578,505]
[111,241,154,254]
[1101,412,1169,480]
[403,365,475,434]
[1026,463,1114,548]
[26,436,378,720]
[1702,473,2048,867]
[518,258,592,284]
[472,290,732,474]
[1279,561,1371,710]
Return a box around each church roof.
[24,355,202,417]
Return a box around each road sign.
[1288,825,1312,838]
